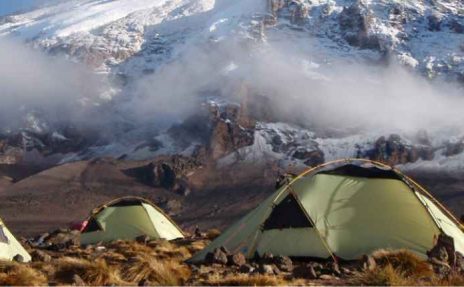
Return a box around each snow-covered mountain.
[0,0,464,171]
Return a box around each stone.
[274,255,293,272]
[47,243,67,252]
[362,255,377,271]
[138,279,152,286]
[34,233,50,245]
[12,254,25,263]
[239,264,255,274]
[427,14,442,31]
[319,274,338,280]
[220,246,230,255]
[338,2,381,50]
[95,246,107,252]
[341,267,353,275]
[450,19,464,34]
[227,253,246,267]
[135,235,151,245]
[427,234,455,266]
[271,264,281,275]
[293,264,318,279]
[260,252,274,264]
[194,226,202,238]
[429,257,451,277]
[172,179,191,196]
[72,274,86,286]
[205,248,228,265]
[455,252,464,272]
[331,262,341,276]
[259,264,275,275]
[31,250,52,263]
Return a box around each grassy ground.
[1,238,464,286]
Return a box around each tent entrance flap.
[263,193,312,230]
[83,218,103,233]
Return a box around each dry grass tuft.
[425,271,464,286]
[371,249,433,278]
[0,261,47,286]
[107,240,154,258]
[121,254,191,286]
[351,264,416,286]
[351,249,436,286]
[205,274,286,286]
[54,257,125,286]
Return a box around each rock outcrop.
[338,2,381,50]
[124,155,201,195]
[367,134,434,165]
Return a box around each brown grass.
[351,264,416,286]
[121,254,191,285]
[205,274,286,286]
[106,240,154,258]
[371,249,434,278]
[0,261,47,286]
[351,249,436,286]
[54,257,125,286]
[425,271,464,286]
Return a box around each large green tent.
[81,197,184,245]
[0,218,31,262]
[191,159,464,261]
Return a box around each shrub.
[121,255,190,286]
[54,257,124,286]
[0,261,47,286]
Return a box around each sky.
[0,0,63,16]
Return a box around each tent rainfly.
[0,219,31,262]
[190,159,464,262]
[80,197,184,245]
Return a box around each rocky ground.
[2,228,464,286]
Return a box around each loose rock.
[31,250,52,263]
[135,235,151,245]
[72,274,86,286]
[239,264,255,274]
[362,255,377,271]
[227,252,246,267]
[205,248,228,265]
[274,255,293,272]
[259,264,275,275]
[293,264,318,279]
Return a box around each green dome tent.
[0,218,31,262]
[80,197,184,245]
[191,159,464,262]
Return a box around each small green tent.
[191,159,464,261]
[81,197,184,245]
[0,218,31,262]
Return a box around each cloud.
[129,36,464,138]
[0,37,108,133]
[1,29,463,144]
